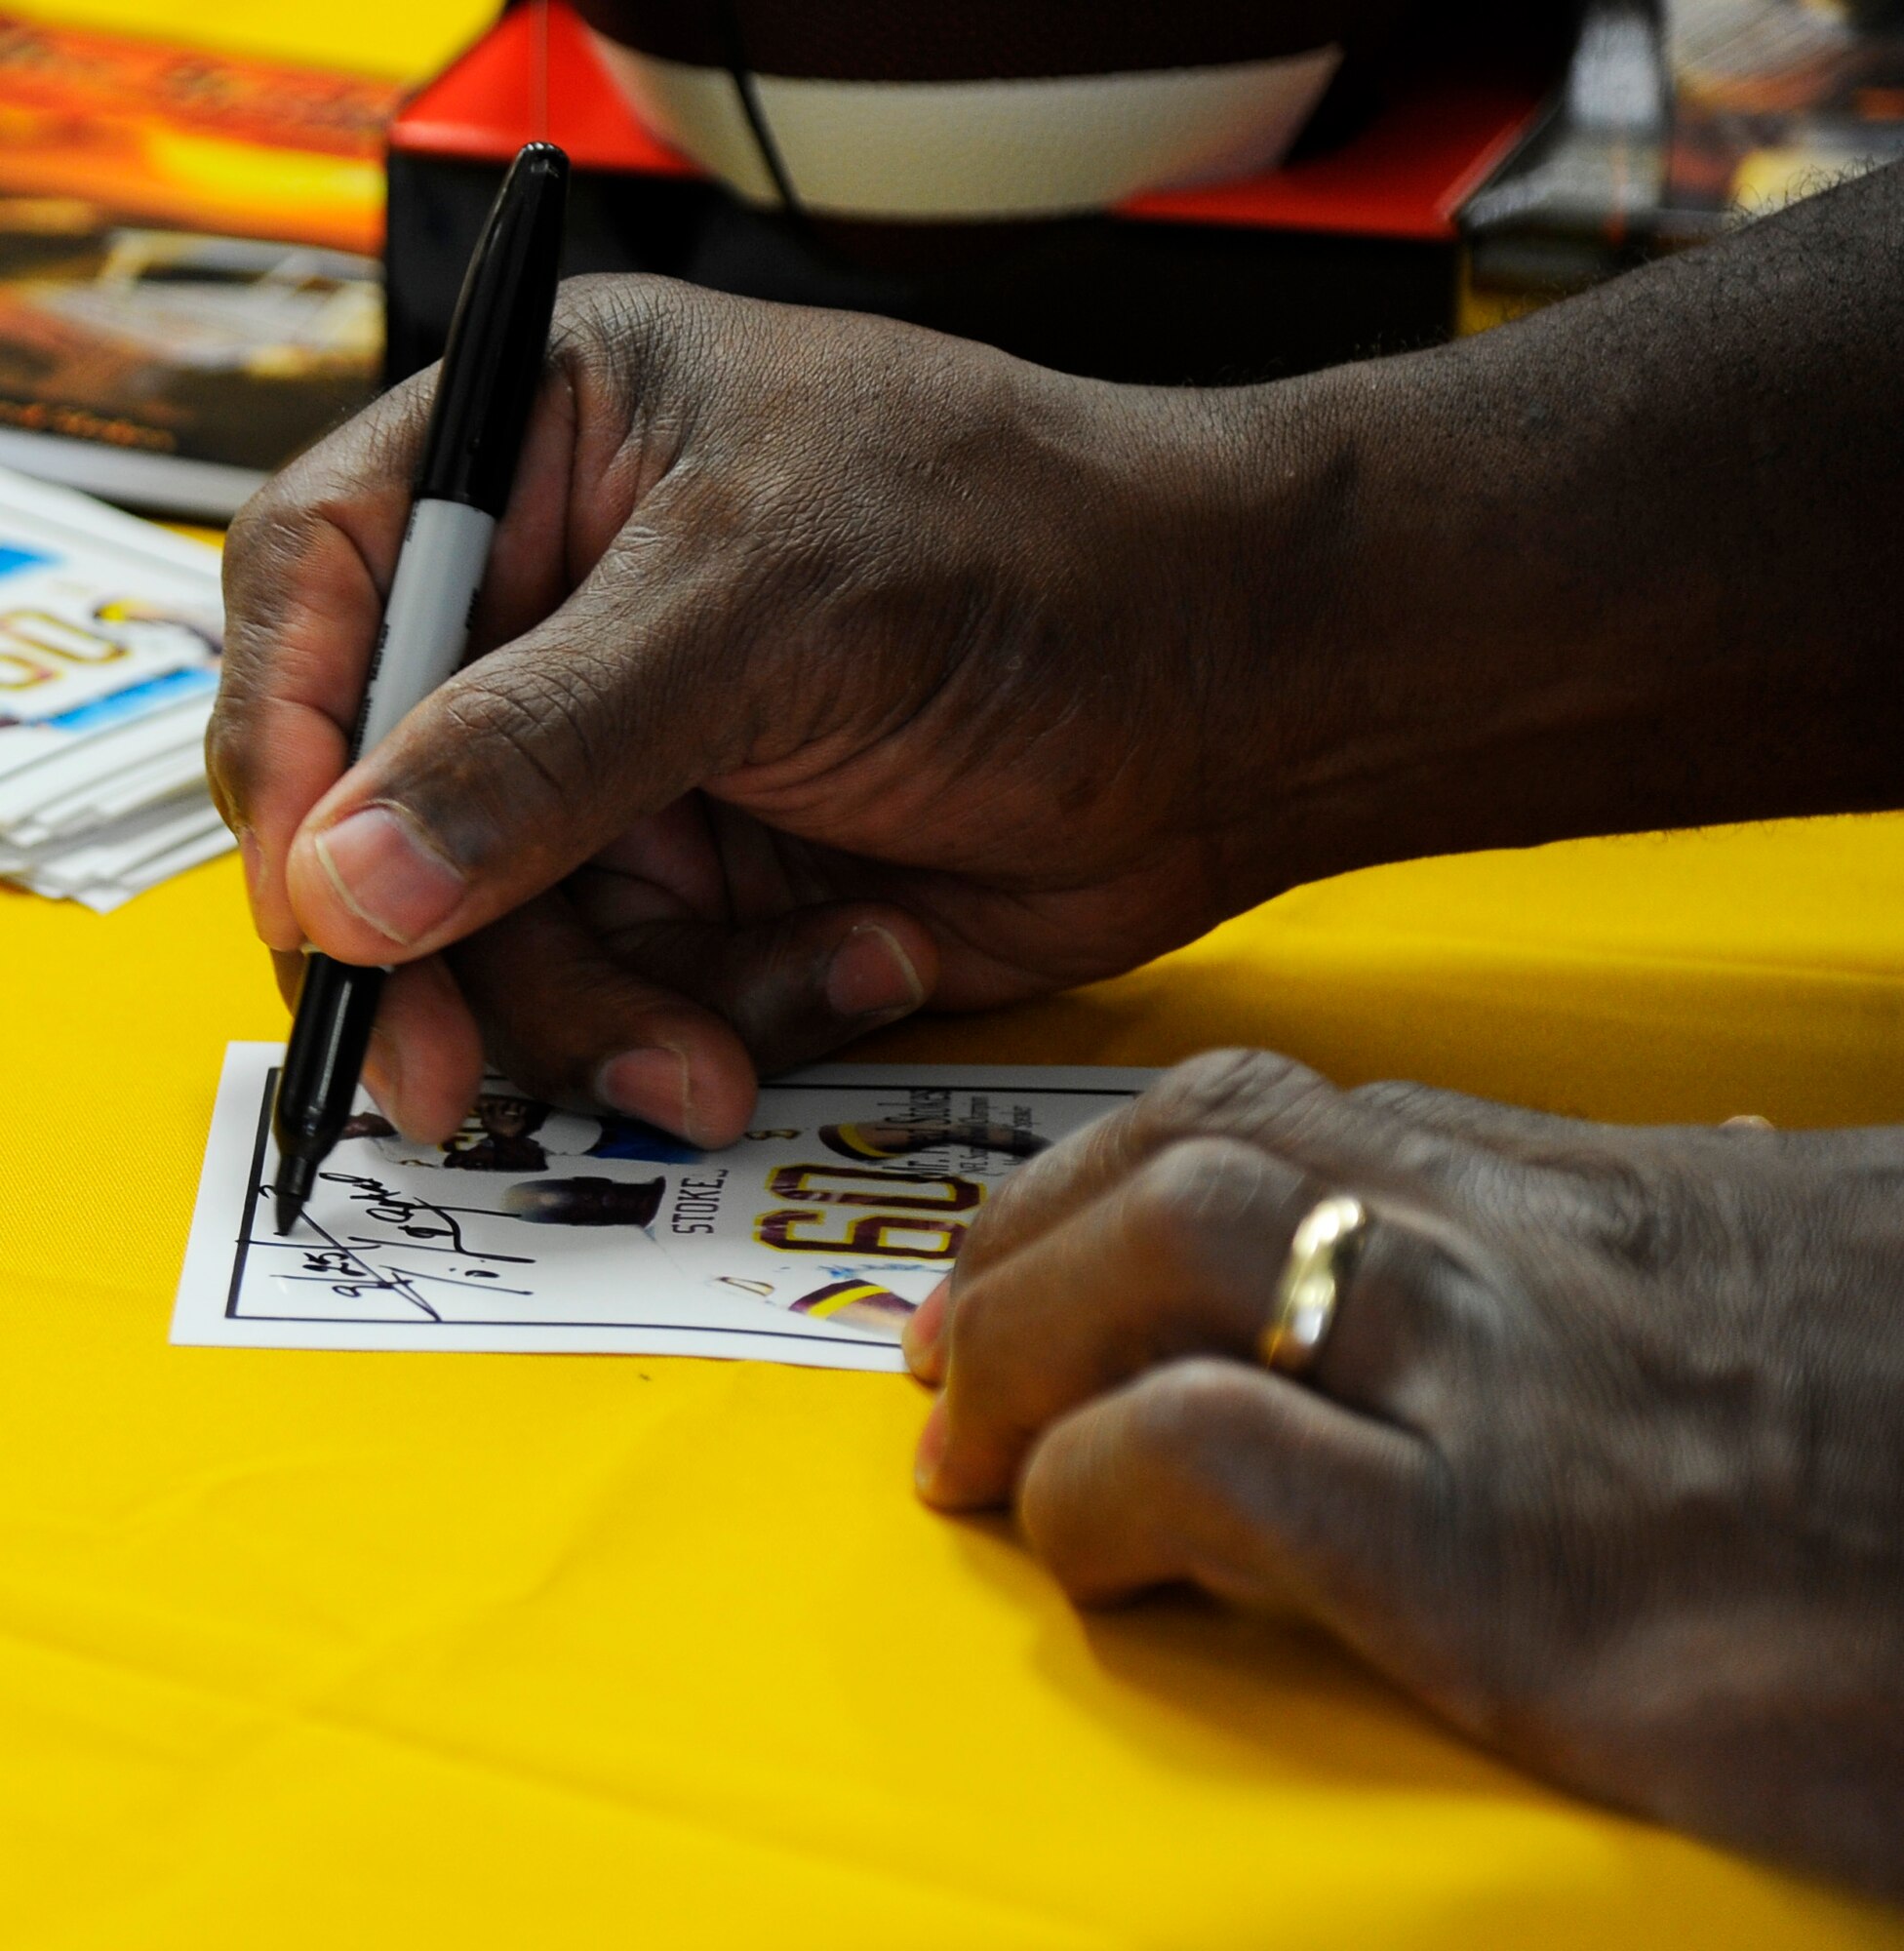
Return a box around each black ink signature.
[254,1186,441,1320]
[257,1173,543,1321]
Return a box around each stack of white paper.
[0,465,231,911]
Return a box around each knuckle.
[561,269,686,340]
[1570,1156,1696,1277]
[221,482,279,563]
[254,395,424,552]
[1127,1357,1265,1478]
[1350,1079,1463,1123]
[220,491,310,636]
[1121,1137,1274,1265]
[956,1155,1045,1261]
[205,645,290,824]
[1127,1359,1367,1569]
[1112,1362,1291,1546]
[202,708,250,819]
[940,1270,1008,1377]
[549,270,627,335]
[227,442,329,541]
[953,1114,1105,1280]
[553,274,704,404]
[1013,1453,1072,1559]
[548,275,641,380]
[1143,1049,1321,1141]
[1016,1431,1107,1581]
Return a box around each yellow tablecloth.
[6,829,1904,1948]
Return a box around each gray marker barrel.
[350,498,497,759]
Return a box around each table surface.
[7,827,1904,1948]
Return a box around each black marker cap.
[272,952,385,1234]
[414,141,571,517]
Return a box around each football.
[572,0,1408,220]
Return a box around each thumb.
[284,551,737,964]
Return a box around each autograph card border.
[175,1044,1153,1368]
[226,1058,280,1319]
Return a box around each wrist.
[1045,368,1380,909]
[1097,364,1458,897]
[1045,359,1547,902]
[1209,253,1904,884]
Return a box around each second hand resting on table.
[208,161,1904,1896]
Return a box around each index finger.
[208,355,582,953]
[209,373,434,949]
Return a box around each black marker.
[272,142,569,1235]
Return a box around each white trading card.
[0,507,220,749]
[174,1045,1156,1372]
[0,462,230,908]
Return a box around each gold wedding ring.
[1259,1194,1368,1375]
